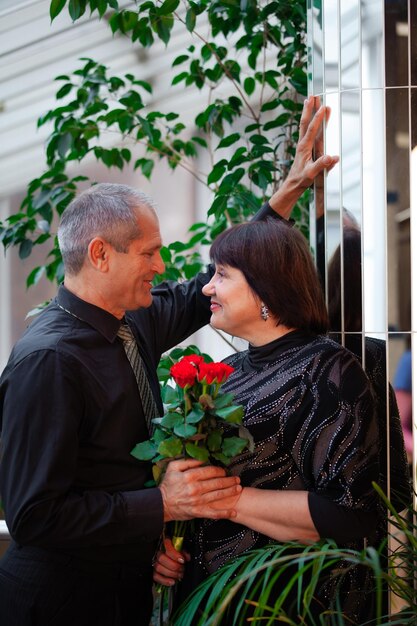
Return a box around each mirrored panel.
[361,0,384,90]
[411,88,417,150]
[361,87,387,334]
[323,0,339,94]
[341,0,360,90]
[325,89,362,334]
[311,91,340,302]
[322,90,341,257]
[311,0,416,513]
[411,89,417,340]
[389,335,413,470]
[327,227,362,335]
[307,0,314,95]
[337,331,411,511]
[384,0,408,88]
[311,0,324,96]
[385,88,411,334]
[412,0,417,86]
[340,89,361,221]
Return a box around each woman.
[154,218,381,623]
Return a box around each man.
[0,98,337,625]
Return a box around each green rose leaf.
[221,436,248,457]
[213,392,235,409]
[158,437,183,458]
[174,423,198,438]
[185,442,209,461]
[131,440,157,461]
[186,406,205,424]
[153,428,168,444]
[207,430,222,452]
[212,452,231,465]
[160,412,184,428]
[215,405,245,424]
[162,384,179,404]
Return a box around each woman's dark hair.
[210,218,329,334]
[327,227,362,332]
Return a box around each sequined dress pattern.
[176,331,383,621]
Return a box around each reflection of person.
[327,226,362,332]
[327,228,410,517]
[394,349,412,463]
[154,219,381,623]
[0,97,338,626]
[326,225,411,619]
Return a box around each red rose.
[170,360,198,388]
[180,354,205,368]
[197,362,234,384]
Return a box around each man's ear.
[87,237,110,272]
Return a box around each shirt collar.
[55,284,121,343]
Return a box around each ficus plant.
[0,0,308,291]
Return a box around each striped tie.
[117,323,159,435]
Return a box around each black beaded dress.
[175,330,385,623]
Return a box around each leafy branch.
[1,0,307,290]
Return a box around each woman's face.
[202,263,262,340]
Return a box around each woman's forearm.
[234,487,319,543]
[268,176,309,220]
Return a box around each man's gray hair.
[57,183,157,276]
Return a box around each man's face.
[109,208,165,315]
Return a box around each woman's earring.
[261,303,269,321]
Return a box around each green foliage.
[1,0,307,289]
[131,349,251,484]
[173,488,417,625]
[371,483,417,617]
[172,540,384,626]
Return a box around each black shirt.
[0,272,212,563]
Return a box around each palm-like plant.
[172,486,416,626]
[173,542,382,625]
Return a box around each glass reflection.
[312,0,416,518]
[361,88,386,335]
[340,0,360,90]
[411,89,417,149]
[310,92,340,300]
[323,0,338,94]
[384,0,408,88]
[311,0,324,97]
[361,0,384,90]
[341,90,361,222]
[390,337,413,469]
[386,88,411,335]
[412,0,417,86]
[328,223,362,336]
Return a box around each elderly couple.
[0,97,409,625]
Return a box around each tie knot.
[117,323,134,344]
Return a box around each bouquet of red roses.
[131,352,251,551]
